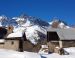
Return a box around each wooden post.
[19,38,23,52]
[59,41,63,48]
[59,40,64,55]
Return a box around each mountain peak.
[49,19,71,29]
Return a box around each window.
[11,41,14,45]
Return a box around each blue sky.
[0,0,75,25]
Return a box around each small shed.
[47,28,75,53]
[6,32,27,52]
[6,32,40,52]
[4,37,21,51]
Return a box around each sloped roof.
[0,39,5,43]
[7,32,23,38]
[47,28,75,40]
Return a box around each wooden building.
[47,28,75,54]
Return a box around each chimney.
[7,25,14,34]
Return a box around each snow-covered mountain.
[0,14,49,44]
[12,14,49,44]
[0,15,9,27]
[49,19,71,29]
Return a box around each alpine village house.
[47,27,75,54]
[0,25,41,52]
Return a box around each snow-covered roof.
[47,28,75,40]
[0,39,5,43]
[7,32,23,38]
[7,26,26,38]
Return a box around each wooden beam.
[59,41,63,48]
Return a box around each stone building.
[47,28,75,53]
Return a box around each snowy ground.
[0,47,75,58]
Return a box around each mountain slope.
[3,14,49,44]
